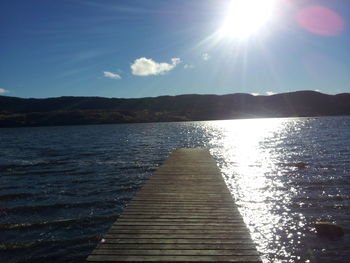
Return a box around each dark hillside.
[0,91,349,127]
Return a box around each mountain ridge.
[1,91,349,127]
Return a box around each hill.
[0,91,349,127]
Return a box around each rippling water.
[0,117,349,263]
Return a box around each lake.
[0,116,349,263]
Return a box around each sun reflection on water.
[208,118,310,263]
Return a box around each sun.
[220,0,276,39]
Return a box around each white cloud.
[131,57,181,76]
[251,93,260,96]
[184,64,194,69]
[202,53,210,61]
[103,71,121,79]
[0,88,9,94]
[266,91,277,95]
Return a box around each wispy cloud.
[81,0,162,15]
[71,50,108,64]
[0,88,9,95]
[266,91,277,95]
[251,93,260,96]
[131,57,181,76]
[103,71,121,80]
[202,53,210,61]
[184,64,194,69]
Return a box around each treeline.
[0,91,349,127]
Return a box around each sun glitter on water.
[219,0,276,39]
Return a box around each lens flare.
[297,6,345,36]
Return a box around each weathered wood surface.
[87,149,261,262]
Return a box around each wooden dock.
[87,149,261,262]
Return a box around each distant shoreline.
[1,90,349,128]
[1,115,350,130]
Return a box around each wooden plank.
[124,207,238,211]
[116,210,238,216]
[112,222,246,226]
[110,225,248,230]
[99,238,255,244]
[133,194,233,198]
[87,255,261,262]
[87,149,261,262]
[113,222,246,227]
[125,204,238,209]
[119,213,239,217]
[96,243,257,250]
[103,234,252,239]
[118,215,239,220]
[115,219,244,224]
[108,230,249,235]
[127,200,235,205]
[90,249,259,256]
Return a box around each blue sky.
[1,0,349,98]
